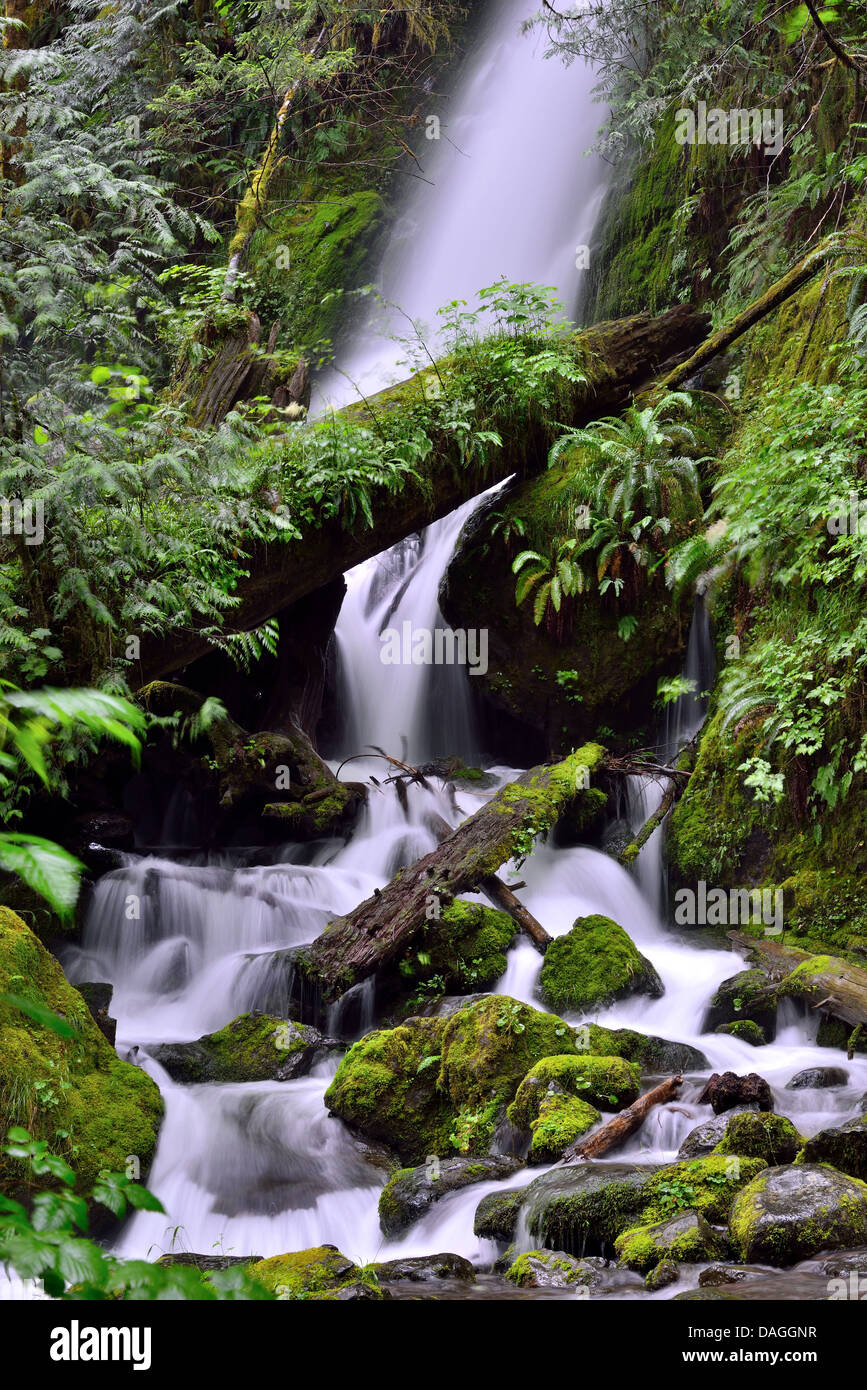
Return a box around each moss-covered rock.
[248,1246,363,1299]
[437,995,578,1114]
[519,1162,653,1253]
[505,1249,606,1289]
[640,1154,767,1225]
[538,915,663,1013]
[712,1112,803,1166]
[473,1187,524,1241]
[585,1024,708,1073]
[373,1253,475,1284]
[800,1116,867,1181]
[715,1020,766,1046]
[323,1013,451,1164]
[729,1164,867,1265]
[0,906,163,1198]
[508,1054,641,1125]
[398,900,515,1001]
[149,1012,336,1083]
[615,1211,722,1273]
[522,1092,601,1164]
[645,1257,680,1290]
[378,1156,520,1236]
[702,969,776,1037]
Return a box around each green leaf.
[0,835,84,917]
[56,1237,109,1286]
[0,993,77,1038]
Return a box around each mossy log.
[617,742,695,865]
[560,1074,683,1162]
[729,932,867,1032]
[657,242,835,390]
[428,810,552,949]
[143,302,710,682]
[301,745,606,1001]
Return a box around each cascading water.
[36,8,867,1300]
[317,0,608,411]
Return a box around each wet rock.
[615,1211,723,1272]
[819,1247,867,1277]
[519,1162,653,1252]
[678,1109,753,1159]
[378,1156,521,1236]
[729,1164,867,1265]
[76,981,117,1046]
[801,1115,867,1180]
[157,1253,262,1271]
[703,969,776,1038]
[785,1066,849,1090]
[698,1264,765,1287]
[474,1188,525,1241]
[674,1287,745,1301]
[374,1253,475,1283]
[587,1023,708,1073]
[249,1245,369,1299]
[539,914,664,1013]
[506,1249,608,1289]
[714,1020,765,1046]
[712,1111,803,1165]
[698,1071,773,1114]
[149,1012,338,1083]
[507,1053,639,1162]
[645,1258,680,1291]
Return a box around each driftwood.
[300,746,605,1001]
[561,1075,683,1162]
[729,931,867,1032]
[617,741,696,865]
[137,303,711,684]
[657,243,835,390]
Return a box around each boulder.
[373,1253,475,1283]
[519,1091,601,1164]
[473,1188,525,1241]
[76,981,117,1046]
[714,1020,766,1046]
[729,1163,867,1264]
[645,1258,680,1291]
[703,969,776,1038]
[800,1115,867,1180]
[785,1066,849,1090]
[615,1210,723,1272]
[519,1162,652,1252]
[698,1071,773,1114]
[248,1245,381,1299]
[508,1054,641,1120]
[378,1156,521,1236]
[587,1024,708,1073]
[506,1249,609,1289]
[0,906,163,1201]
[678,1110,750,1159]
[539,915,664,1013]
[149,1012,337,1083]
[640,1154,767,1225]
[712,1111,802,1165]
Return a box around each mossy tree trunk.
[300,745,607,1001]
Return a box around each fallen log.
[617,741,696,866]
[427,812,552,950]
[729,932,867,1032]
[300,745,606,1001]
[138,303,710,683]
[560,1075,683,1162]
[657,242,835,390]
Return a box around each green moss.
[0,906,163,1197]
[437,995,578,1113]
[248,1247,361,1299]
[614,1213,721,1273]
[712,1112,803,1165]
[524,1092,600,1163]
[418,899,515,993]
[539,915,660,1012]
[508,1054,640,1128]
[715,1020,766,1046]
[505,1249,590,1287]
[640,1155,768,1225]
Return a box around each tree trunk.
[138,302,710,684]
[480,874,552,950]
[560,1075,683,1162]
[617,742,695,865]
[300,745,606,1001]
[729,931,867,1031]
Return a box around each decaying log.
[300,746,606,1001]
[140,303,711,683]
[657,242,835,390]
[480,874,552,951]
[617,741,696,865]
[560,1075,684,1162]
[729,931,867,1032]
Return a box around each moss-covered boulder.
[149,1013,336,1083]
[712,1112,803,1166]
[786,1066,848,1090]
[615,1211,722,1273]
[0,907,163,1198]
[437,995,578,1115]
[702,969,777,1038]
[519,1162,653,1252]
[323,1014,452,1164]
[729,1164,867,1265]
[378,1156,520,1236]
[522,1092,601,1164]
[505,1249,607,1290]
[715,1020,766,1046]
[397,900,515,1001]
[586,1024,708,1073]
[639,1155,767,1225]
[800,1116,867,1180]
[678,1111,745,1160]
[373,1253,475,1284]
[473,1187,524,1242]
[508,1054,641,1123]
[539,915,664,1013]
[249,1246,367,1300]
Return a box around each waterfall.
[317,0,608,410]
